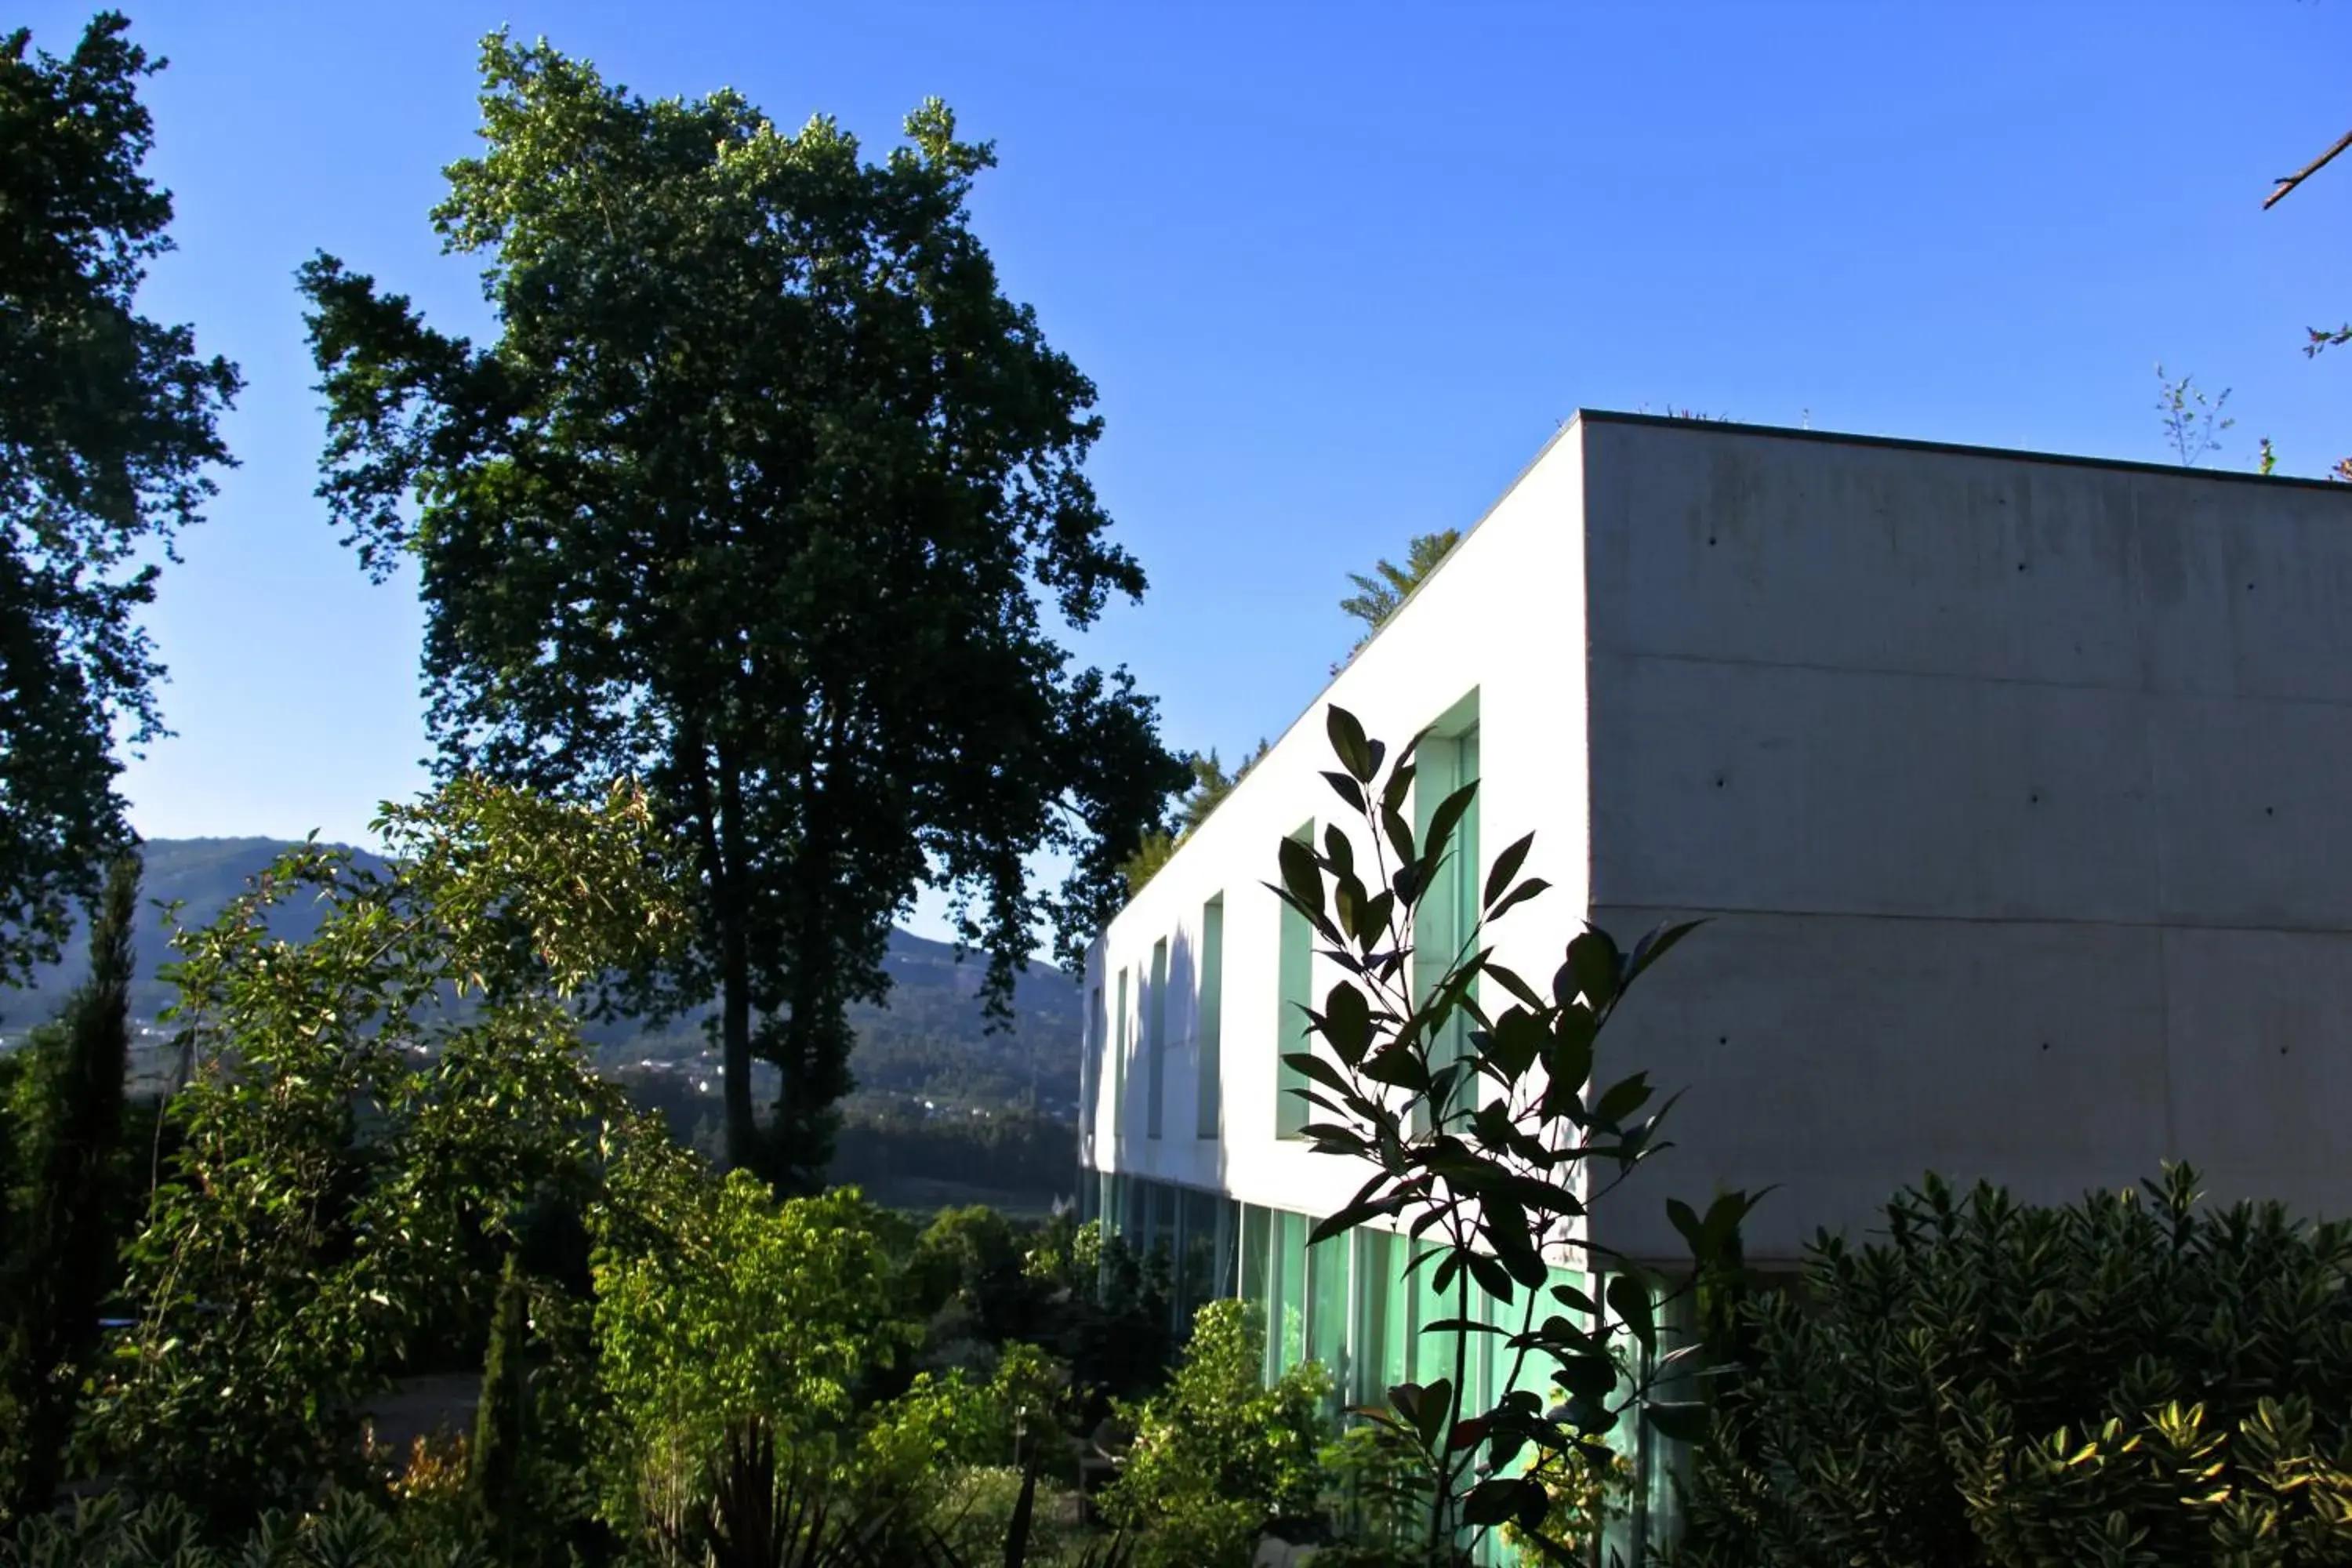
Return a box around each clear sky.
[20,0,2352,944]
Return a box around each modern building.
[1078,411,2352,1552]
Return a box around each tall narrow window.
[1112,967,1129,1143]
[1414,694,1479,1134]
[1276,822,1314,1139]
[1307,1230,1352,1409]
[1146,937,1169,1139]
[1083,982,1103,1159]
[1271,1210,1309,1378]
[1240,1204,1270,1307]
[1196,895,1225,1139]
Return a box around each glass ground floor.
[1080,1167,1694,1563]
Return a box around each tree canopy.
[1336,529,1459,668]
[0,13,240,984]
[1120,741,1268,898]
[299,34,1185,1188]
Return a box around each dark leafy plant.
[0,1488,491,1567]
[0,852,137,1522]
[0,14,241,985]
[1675,1166,2352,1567]
[659,1417,894,1568]
[468,1249,530,1560]
[1268,706,1758,1563]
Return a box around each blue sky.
[23,0,2352,943]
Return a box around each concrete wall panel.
[2158,924,2352,1208]
[2149,695,2352,928]
[1588,652,2160,922]
[1587,906,2172,1265]
[1584,423,2146,688]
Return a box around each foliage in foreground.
[1675,1166,2352,1567]
[1270,705,1754,1561]
[593,1169,911,1543]
[0,854,138,1521]
[0,1490,486,1568]
[1098,1300,1331,1568]
[91,779,688,1534]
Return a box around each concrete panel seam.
[1584,902,2352,938]
[1585,645,2352,709]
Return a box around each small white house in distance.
[1079,410,2352,1552]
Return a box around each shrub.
[858,1341,1069,1491]
[0,1490,490,1567]
[923,1465,1076,1567]
[592,1173,916,1543]
[1675,1165,2352,1566]
[0,854,137,1523]
[1099,1299,1331,1568]
[92,781,687,1534]
[1267,705,1752,1556]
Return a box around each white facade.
[1083,412,2352,1269]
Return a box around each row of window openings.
[1089,893,1228,1143]
[1084,1171,1588,1417]
[1087,1170,1696,1564]
[1086,720,1478,1146]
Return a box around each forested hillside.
[0,839,1081,1113]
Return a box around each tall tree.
[0,15,240,985]
[1,852,136,1520]
[300,35,1185,1187]
[1336,529,1460,668]
[1120,741,1268,898]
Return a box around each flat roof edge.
[1574,409,2352,495]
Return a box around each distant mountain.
[0,838,1080,1109]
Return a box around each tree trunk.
[684,719,761,1178]
[720,920,757,1178]
[717,747,760,1179]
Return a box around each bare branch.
[2266,127,2352,209]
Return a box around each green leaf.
[1327,706,1376,783]
[1548,1280,1599,1317]
[1308,1196,1399,1246]
[1322,822,1357,880]
[1321,771,1367,815]
[1361,1044,1430,1094]
[1666,1197,1705,1254]
[1421,781,1478,881]
[1380,760,1418,824]
[1322,981,1374,1066]
[1483,963,1544,1014]
[1607,1272,1657,1356]
[1283,1051,1353,1099]
[1484,877,1551,924]
[1466,1250,1515,1303]
[1553,1352,1617,1401]
[1461,1475,1545,1527]
[1594,1072,1653,1127]
[1411,1377,1453,1448]
[1481,1007,1547,1083]
[1628,918,1704,986]
[1381,805,1416,873]
[1540,1007,1596,1120]
[1276,836,1326,926]
[1483,831,1536,913]
[1644,1399,1712,1443]
[1446,1414,1493,1453]
[1567,930,1619,1009]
